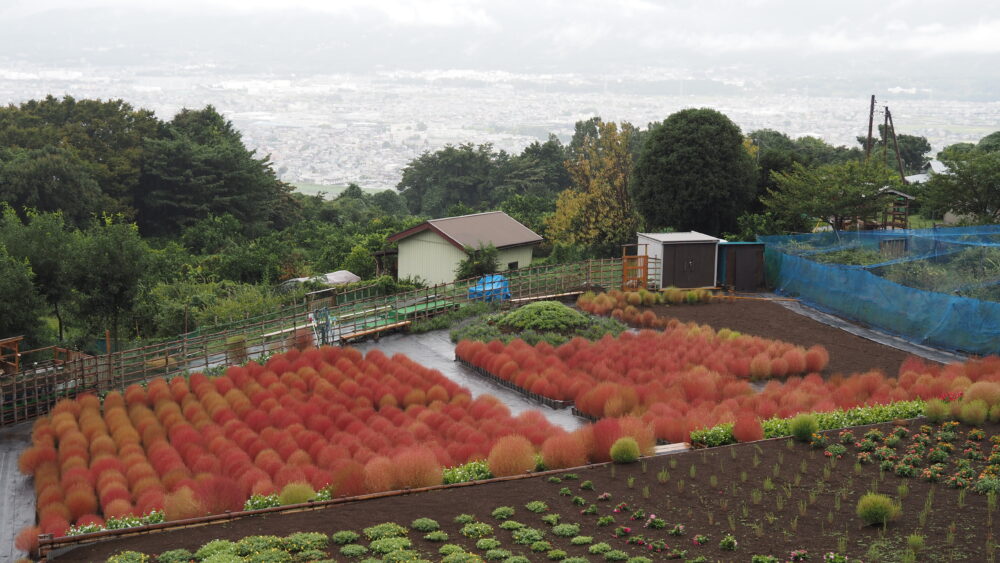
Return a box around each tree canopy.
[925,148,1000,223]
[546,120,641,253]
[632,108,756,236]
[762,160,902,232]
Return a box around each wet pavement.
[354,329,586,431]
[0,421,35,561]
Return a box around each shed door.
[672,243,716,288]
[732,245,764,291]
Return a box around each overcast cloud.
[2,0,999,99]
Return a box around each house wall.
[497,246,534,272]
[397,230,468,285]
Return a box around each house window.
[507,261,519,271]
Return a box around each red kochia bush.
[15,525,41,554]
[732,414,765,442]
[392,447,442,489]
[486,435,536,477]
[805,345,830,372]
[363,456,395,493]
[194,475,245,514]
[541,433,588,469]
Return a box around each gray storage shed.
[638,232,721,289]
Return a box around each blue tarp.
[468,274,511,302]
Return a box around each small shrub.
[924,399,950,423]
[603,550,628,561]
[571,535,593,545]
[499,520,524,530]
[442,552,482,563]
[541,513,560,526]
[424,530,449,542]
[504,557,531,563]
[530,540,552,552]
[485,549,512,560]
[552,523,580,537]
[960,401,988,426]
[411,518,440,532]
[733,415,764,442]
[789,414,818,442]
[491,506,515,520]
[547,549,567,560]
[340,544,369,558]
[277,482,316,506]
[476,538,502,550]
[719,534,738,551]
[283,532,328,552]
[525,501,549,513]
[107,552,149,563]
[907,533,925,552]
[292,550,327,563]
[460,521,494,539]
[513,528,546,545]
[589,542,613,554]
[454,514,476,524]
[363,522,408,540]
[244,548,291,563]
[195,540,237,561]
[331,530,360,545]
[236,535,284,556]
[439,544,465,555]
[369,536,412,554]
[156,549,194,563]
[609,437,640,463]
[856,492,901,526]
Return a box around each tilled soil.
[650,299,920,377]
[58,419,998,562]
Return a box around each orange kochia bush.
[18,346,571,538]
[457,327,1000,445]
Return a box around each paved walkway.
[0,421,35,561]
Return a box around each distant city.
[3,65,998,191]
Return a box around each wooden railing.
[0,257,659,427]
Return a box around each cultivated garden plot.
[79,418,1000,562]
[15,346,577,543]
[457,293,1000,444]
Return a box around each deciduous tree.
[546,121,641,254]
[633,108,756,236]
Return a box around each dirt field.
[59,419,997,561]
[651,298,922,377]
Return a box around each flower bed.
[17,346,575,539]
[456,320,1000,446]
[86,419,1000,562]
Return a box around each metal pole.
[865,94,876,159]
[886,108,908,184]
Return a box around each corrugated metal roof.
[638,231,721,244]
[388,211,543,250]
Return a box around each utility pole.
[865,94,876,159]
[886,108,908,184]
[882,108,889,166]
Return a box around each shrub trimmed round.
[609,437,640,463]
[856,492,901,526]
[923,398,950,423]
[788,414,818,442]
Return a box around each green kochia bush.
[856,492,901,526]
[609,437,640,463]
[690,401,925,447]
[789,413,819,442]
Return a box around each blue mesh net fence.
[760,225,1000,355]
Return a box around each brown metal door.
[674,244,716,288]
[732,245,764,291]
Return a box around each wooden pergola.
[0,336,24,375]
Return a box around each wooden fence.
[0,257,658,427]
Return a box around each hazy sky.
[3,0,1000,97]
